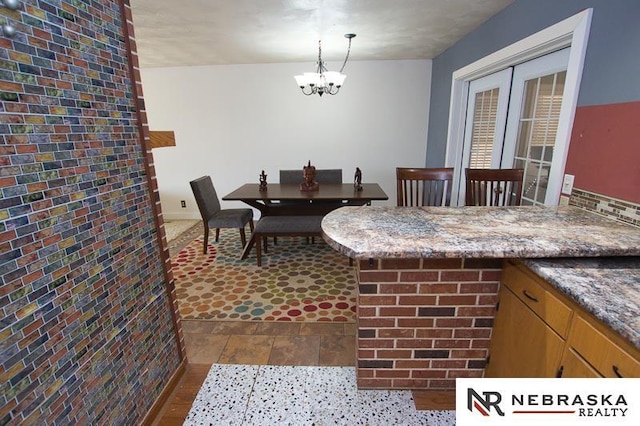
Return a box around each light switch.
[561,174,575,195]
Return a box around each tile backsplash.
[570,189,640,227]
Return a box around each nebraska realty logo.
[456,378,639,425]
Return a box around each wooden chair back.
[396,167,454,207]
[465,168,524,206]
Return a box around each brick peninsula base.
[320,205,640,391]
[355,257,502,390]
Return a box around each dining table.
[222,182,389,258]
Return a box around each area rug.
[171,229,357,322]
[184,364,455,425]
[164,219,199,242]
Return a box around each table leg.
[240,232,256,260]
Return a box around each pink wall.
[565,101,640,203]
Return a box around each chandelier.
[294,33,356,97]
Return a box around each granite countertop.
[522,257,640,350]
[321,205,640,259]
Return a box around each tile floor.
[184,364,455,425]
[182,320,357,366]
[153,320,357,425]
[155,320,457,425]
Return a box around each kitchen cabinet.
[484,283,565,377]
[559,347,601,377]
[485,261,570,377]
[562,314,640,378]
[486,260,640,378]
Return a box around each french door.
[456,48,570,205]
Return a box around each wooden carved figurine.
[300,160,319,191]
[259,170,268,191]
[354,167,363,191]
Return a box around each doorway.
[445,9,592,206]
[458,49,569,205]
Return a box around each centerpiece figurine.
[258,170,268,191]
[354,167,363,191]
[300,160,319,191]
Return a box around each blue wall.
[426,0,640,167]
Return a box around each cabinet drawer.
[502,263,572,338]
[569,315,640,378]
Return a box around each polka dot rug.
[171,230,357,322]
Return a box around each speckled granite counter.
[522,257,640,350]
[321,205,640,259]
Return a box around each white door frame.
[445,9,592,205]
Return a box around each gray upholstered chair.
[316,169,342,184]
[279,168,343,184]
[279,169,301,184]
[189,175,254,254]
[275,168,343,245]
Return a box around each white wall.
[140,60,432,219]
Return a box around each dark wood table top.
[222,183,389,202]
[223,183,388,259]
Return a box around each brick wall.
[0,1,182,424]
[356,258,502,389]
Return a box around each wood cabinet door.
[560,348,602,378]
[485,285,565,377]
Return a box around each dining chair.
[279,168,343,184]
[465,168,525,206]
[396,167,454,207]
[189,175,254,254]
[315,169,342,183]
[279,169,301,184]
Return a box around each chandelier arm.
[338,37,353,74]
[300,86,315,96]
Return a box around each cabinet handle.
[612,365,624,378]
[522,290,539,302]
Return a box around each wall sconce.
[1,0,22,38]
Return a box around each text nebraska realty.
[512,393,628,417]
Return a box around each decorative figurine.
[259,170,268,191]
[299,160,319,191]
[354,167,363,191]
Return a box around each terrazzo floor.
[184,364,455,426]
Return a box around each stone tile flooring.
[184,364,456,425]
[182,320,356,366]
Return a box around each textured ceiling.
[129,0,513,68]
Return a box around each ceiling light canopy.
[294,33,356,97]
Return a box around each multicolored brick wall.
[356,258,502,390]
[1,1,182,424]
